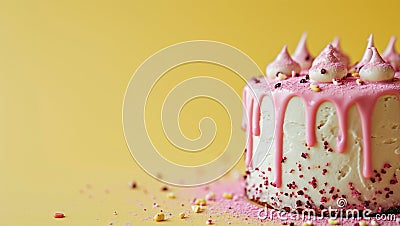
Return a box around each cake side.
[244,82,400,213]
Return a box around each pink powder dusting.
[193,177,400,225]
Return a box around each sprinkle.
[328,218,339,225]
[370,220,379,226]
[191,205,202,213]
[166,192,175,199]
[310,84,321,92]
[384,163,392,168]
[54,212,65,218]
[206,218,214,225]
[179,212,186,219]
[113,211,118,215]
[129,181,137,189]
[302,220,313,226]
[301,152,309,159]
[352,72,360,77]
[205,192,216,201]
[356,78,364,85]
[321,68,327,74]
[274,82,281,88]
[277,72,287,80]
[161,186,169,191]
[358,220,367,226]
[194,198,207,206]
[332,78,342,85]
[223,192,233,199]
[153,202,159,207]
[300,78,307,83]
[153,213,165,222]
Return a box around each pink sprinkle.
[54,212,65,218]
[384,163,392,168]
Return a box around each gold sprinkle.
[310,84,321,92]
[328,218,339,225]
[358,220,367,226]
[352,72,360,77]
[222,192,233,199]
[194,198,207,206]
[179,212,186,219]
[166,192,175,199]
[153,213,165,222]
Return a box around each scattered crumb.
[191,205,202,213]
[53,212,65,218]
[166,192,175,199]
[223,192,233,199]
[153,213,165,222]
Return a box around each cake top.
[264,33,398,83]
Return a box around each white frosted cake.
[243,34,400,214]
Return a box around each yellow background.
[1,0,400,225]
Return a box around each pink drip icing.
[243,75,400,187]
[272,93,293,187]
[334,103,349,153]
[303,100,320,147]
[356,96,376,178]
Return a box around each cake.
[243,33,400,215]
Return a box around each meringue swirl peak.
[359,47,394,82]
[292,32,314,70]
[332,37,351,68]
[356,34,375,70]
[266,45,301,80]
[309,44,347,82]
[382,36,400,71]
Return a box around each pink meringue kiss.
[309,44,347,82]
[382,36,400,72]
[359,47,394,82]
[292,32,314,70]
[332,37,351,68]
[266,45,301,80]
[355,34,374,71]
